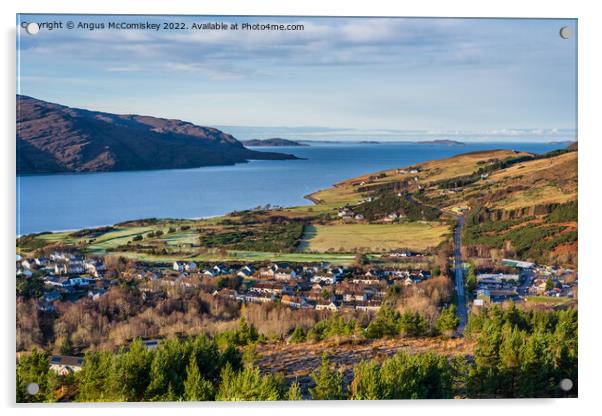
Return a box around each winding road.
[454,216,468,333]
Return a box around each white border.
[2,1,601,415]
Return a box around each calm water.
[17,142,564,235]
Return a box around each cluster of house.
[474,272,521,305]
[337,207,364,221]
[208,262,432,312]
[472,258,578,306]
[17,249,436,314]
[336,205,406,223]
[528,266,577,298]
[16,252,110,312]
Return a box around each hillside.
[241,138,308,147]
[16,95,298,174]
[307,147,577,266]
[16,146,577,265]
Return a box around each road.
[454,216,468,333]
[517,268,534,298]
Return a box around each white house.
[49,355,84,376]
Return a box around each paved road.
[454,216,468,333]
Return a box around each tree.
[145,338,189,401]
[379,351,454,399]
[289,325,306,344]
[16,272,45,299]
[237,316,259,345]
[216,363,283,401]
[16,348,55,403]
[183,357,214,401]
[189,334,224,381]
[111,339,152,401]
[435,242,452,276]
[497,324,525,397]
[437,305,459,335]
[287,380,303,400]
[545,277,555,291]
[516,331,553,398]
[466,320,503,397]
[77,351,115,402]
[59,336,74,355]
[398,310,429,337]
[350,360,383,400]
[310,354,346,400]
[242,344,259,369]
[365,304,400,339]
[465,264,477,292]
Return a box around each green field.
[300,222,450,253]
[110,249,371,265]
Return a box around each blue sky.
[17,15,577,141]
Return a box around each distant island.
[358,140,381,144]
[242,138,309,147]
[16,95,298,174]
[548,140,575,146]
[418,139,465,146]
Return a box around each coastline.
[17,142,569,237]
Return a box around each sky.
[17,15,577,141]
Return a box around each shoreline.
[17,143,569,238]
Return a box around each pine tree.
[289,325,306,344]
[399,310,429,337]
[111,339,152,401]
[517,331,553,397]
[350,360,382,400]
[242,344,259,369]
[16,348,54,403]
[287,380,303,400]
[466,320,503,398]
[497,324,525,397]
[310,354,346,400]
[183,357,214,401]
[216,362,282,401]
[190,334,222,381]
[437,304,460,335]
[76,351,115,401]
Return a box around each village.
[17,248,578,321]
[15,250,579,378]
[472,258,578,307]
[16,250,436,315]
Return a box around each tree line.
[17,305,576,402]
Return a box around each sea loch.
[17,141,565,235]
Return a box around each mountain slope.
[307,147,577,266]
[16,95,298,174]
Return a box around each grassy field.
[109,249,371,265]
[300,222,450,253]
